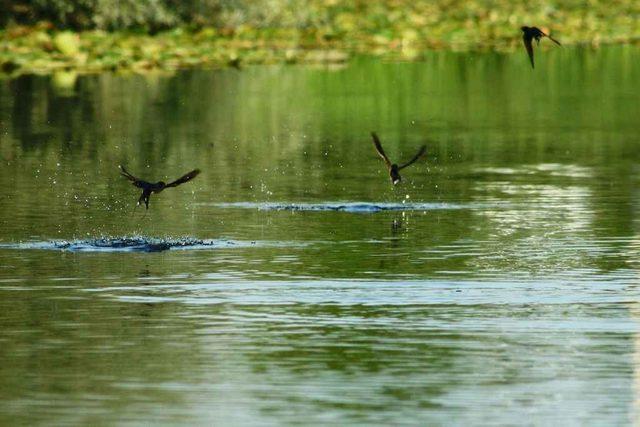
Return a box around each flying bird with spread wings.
[521,26,561,69]
[119,165,200,209]
[371,132,426,185]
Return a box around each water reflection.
[2,47,640,424]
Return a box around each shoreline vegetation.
[2,1,640,77]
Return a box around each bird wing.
[119,165,146,188]
[371,132,392,168]
[165,169,201,188]
[523,35,535,68]
[398,145,427,170]
[546,34,562,46]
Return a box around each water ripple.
[0,237,298,253]
[84,277,640,308]
[210,201,488,213]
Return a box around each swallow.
[371,132,426,185]
[521,26,561,69]
[119,165,200,209]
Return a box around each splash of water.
[0,236,295,253]
[210,201,477,213]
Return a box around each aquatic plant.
[2,0,640,76]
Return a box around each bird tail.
[136,193,150,210]
[141,193,150,210]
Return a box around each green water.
[2,47,640,424]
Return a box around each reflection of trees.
[0,258,203,423]
[1,48,640,277]
[237,302,461,413]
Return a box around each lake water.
[2,47,640,425]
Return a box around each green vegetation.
[2,0,640,76]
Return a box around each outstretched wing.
[546,34,562,46]
[523,35,535,68]
[119,165,146,188]
[371,132,392,168]
[398,145,426,170]
[165,169,201,188]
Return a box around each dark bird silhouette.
[371,132,426,185]
[521,26,561,69]
[119,165,200,209]
[228,56,242,70]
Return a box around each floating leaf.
[53,32,80,56]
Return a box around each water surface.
[2,47,640,424]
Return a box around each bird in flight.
[371,132,426,185]
[119,165,200,209]
[521,26,561,69]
